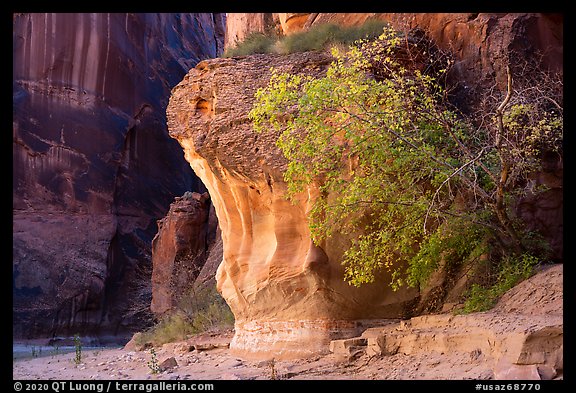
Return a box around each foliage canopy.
[249,27,562,294]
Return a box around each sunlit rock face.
[167,53,419,360]
[172,12,562,359]
[13,13,226,339]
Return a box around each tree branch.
[423,147,488,233]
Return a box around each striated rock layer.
[13,13,226,339]
[330,264,563,379]
[167,53,419,359]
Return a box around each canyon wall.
[226,13,562,110]
[166,13,563,359]
[13,13,226,339]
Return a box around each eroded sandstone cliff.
[169,12,562,359]
[167,53,419,359]
[13,13,226,339]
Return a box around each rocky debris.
[13,13,226,339]
[328,338,367,362]
[330,265,563,380]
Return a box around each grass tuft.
[223,20,388,57]
[136,284,234,347]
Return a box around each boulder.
[493,360,541,380]
[159,357,178,371]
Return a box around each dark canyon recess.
[13,13,225,340]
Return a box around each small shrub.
[138,313,194,347]
[147,348,161,374]
[224,20,388,57]
[461,253,539,313]
[177,283,235,333]
[224,32,277,57]
[137,284,234,347]
[276,21,387,54]
[73,334,82,365]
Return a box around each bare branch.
[495,64,513,149]
[423,147,488,233]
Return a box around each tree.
[249,27,563,291]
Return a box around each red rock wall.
[150,192,213,316]
[13,13,226,339]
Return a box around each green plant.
[139,313,194,347]
[461,253,539,313]
[147,348,161,374]
[275,21,387,54]
[137,284,234,347]
[250,26,561,293]
[224,20,387,57]
[224,32,277,57]
[73,334,82,365]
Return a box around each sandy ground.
[13,264,562,381]
[13,341,496,380]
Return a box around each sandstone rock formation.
[168,52,419,359]
[150,192,212,316]
[330,264,563,380]
[170,13,562,359]
[13,13,226,339]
